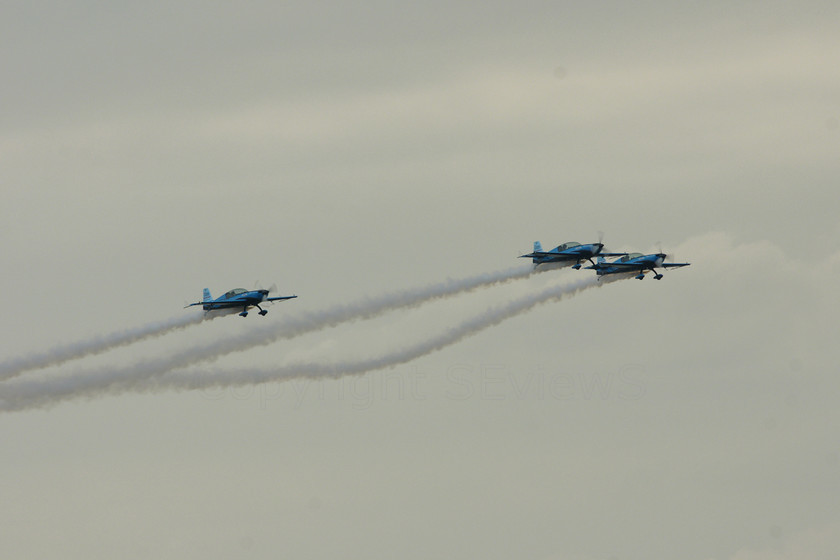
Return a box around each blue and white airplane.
[185,288,297,317]
[520,240,627,269]
[586,252,690,280]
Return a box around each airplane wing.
[266,295,298,302]
[599,252,628,257]
[519,252,571,259]
[662,263,690,268]
[593,262,644,269]
[184,301,206,308]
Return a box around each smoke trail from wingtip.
[0,266,532,386]
[0,275,598,412]
[158,275,602,391]
[0,265,535,410]
[0,312,206,382]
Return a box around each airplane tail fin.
[585,256,608,274]
[202,288,212,310]
[533,241,542,253]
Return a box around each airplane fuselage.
[594,254,664,276]
[186,288,297,317]
[526,242,607,268]
[586,252,690,280]
[202,291,270,311]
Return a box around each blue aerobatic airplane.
[520,240,627,269]
[586,252,690,280]
[185,287,297,317]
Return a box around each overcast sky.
[2,2,839,559]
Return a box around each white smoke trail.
[0,266,533,386]
[0,312,206,382]
[0,265,535,411]
[0,275,598,412]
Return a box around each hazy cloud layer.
[1,2,838,559]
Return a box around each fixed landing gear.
[572,263,582,270]
[637,269,664,280]
[239,306,269,317]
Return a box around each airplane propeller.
[654,243,677,262]
[593,231,605,251]
[594,231,621,255]
[653,241,669,261]
[257,282,287,303]
[253,281,279,294]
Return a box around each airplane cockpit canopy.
[620,252,644,262]
[224,288,248,298]
[557,242,580,251]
